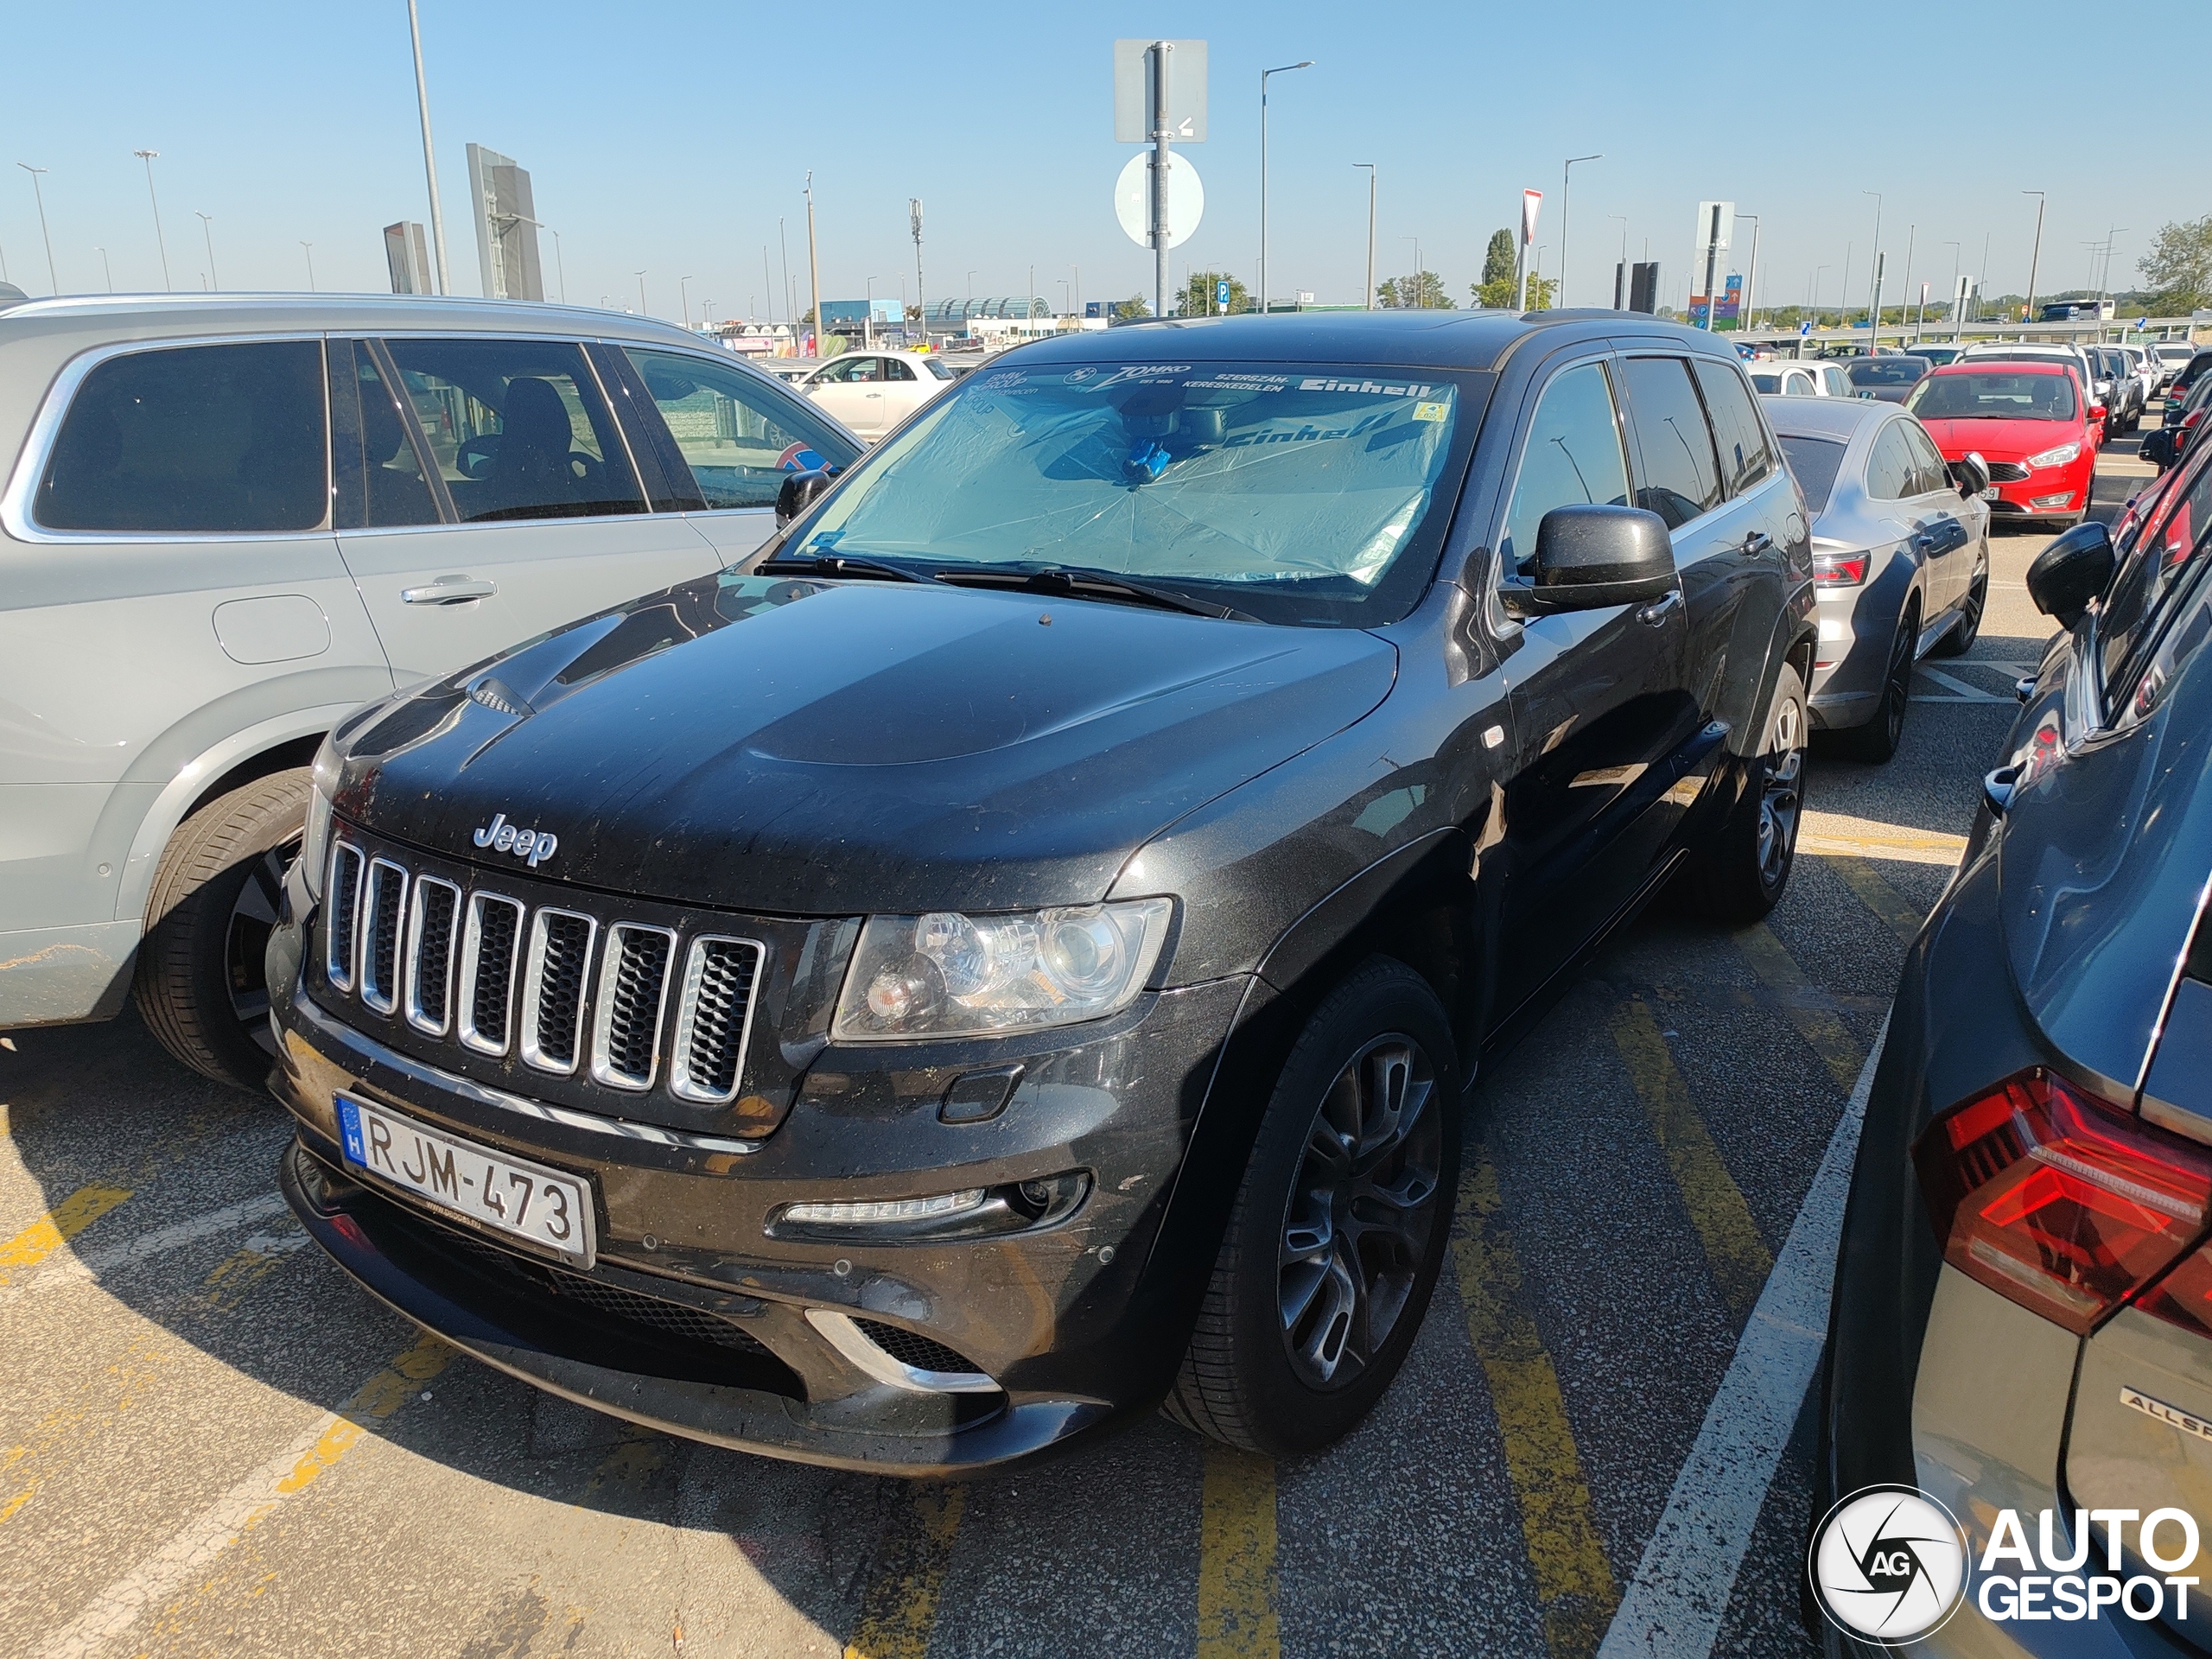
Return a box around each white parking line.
[0,1193,289,1305]
[1593,1019,1886,1659]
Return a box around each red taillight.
[1814,551,1870,586]
[1914,1070,2212,1334]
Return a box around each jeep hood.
[334,571,1397,915]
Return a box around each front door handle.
[1742,530,1773,556]
[401,575,498,605]
[1637,589,1684,626]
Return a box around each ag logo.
[1808,1485,1969,1643]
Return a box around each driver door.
[805,355,883,439]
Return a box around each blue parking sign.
[1216,279,1230,307]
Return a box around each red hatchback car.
[1904,360,2099,531]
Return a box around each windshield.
[1847,357,1930,386]
[1777,434,1847,515]
[782,360,1484,625]
[1907,371,2078,422]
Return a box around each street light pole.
[2023,190,2046,328]
[1608,214,1628,307]
[1400,236,1421,308]
[865,275,880,349]
[1559,152,1600,309]
[804,173,822,357]
[1354,163,1376,310]
[405,0,451,295]
[194,210,217,289]
[16,164,56,294]
[549,228,564,304]
[95,247,112,292]
[911,198,925,346]
[1862,190,1882,346]
[1736,212,1760,334]
[133,149,169,290]
[1942,240,1961,337]
[679,275,694,328]
[300,242,315,292]
[1259,60,1313,319]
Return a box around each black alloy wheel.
[1686,661,1808,924]
[1165,959,1460,1454]
[1930,566,1986,658]
[1277,1034,1445,1391]
[223,841,297,1058]
[1829,604,1916,763]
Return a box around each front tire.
[133,770,309,1091]
[1165,959,1460,1455]
[1685,663,1807,924]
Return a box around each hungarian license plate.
[1980,486,2002,499]
[336,1094,594,1267]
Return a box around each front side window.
[37,340,328,533]
[1901,423,1951,497]
[785,360,1484,626]
[1619,357,1721,528]
[381,337,645,523]
[1498,361,1631,569]
[1691,359,1775,497]
[623,348,850,510]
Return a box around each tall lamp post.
[2022,190,2046,328]
[1401,236,1421,308]
[1735,212,1759,334]
[194,211,217,289]
[911,199,926,345]
[1862,191,1883,347]
[1559,152,1600,309]
[1354,163,1376,310]
[94,247,112,292]
[679,275,695,329]
[16,164,56,294]
[1942,240,1961,337]
[300,242,315,292]
[405,0,451,294]
[1258,60,1313,317]
[635,270,647,315]
[1608,214,1628,307]
[133,149,169,290]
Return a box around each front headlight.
[832,899,1174,1042]
[2025,440,2082,470]
[301,738,340,902]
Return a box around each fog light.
[2031,491,2076,509]
[781,1188,986,1228]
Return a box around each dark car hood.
[335,571,1398,915]
[1999,632,2212,1103]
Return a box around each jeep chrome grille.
[320,841,762,1111]
[459,893,524,1056]
[592,925,675,1090]
[670,938,764,1103]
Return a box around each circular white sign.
[1808,1486,1969,1643]
[1115,151,1204,251]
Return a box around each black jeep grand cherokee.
[269,311,1815,1474]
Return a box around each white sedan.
[1748,359,1859,398]
[800,349,957,441]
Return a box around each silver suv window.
[35,340,329,533]
[382,337,645,523]
[622,347,848,510]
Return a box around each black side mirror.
[2141,428,2174,469]
[1512,504,1677,613]
[1950,450,1991,496]
[774,467,836,527]
[2024,519,2116,627]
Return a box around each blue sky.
[3,1,2205,321]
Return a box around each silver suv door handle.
[402,575,497,606]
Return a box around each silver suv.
[0,294,857,1088]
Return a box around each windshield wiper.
[931,564,1257,622]
[754,552,925,582]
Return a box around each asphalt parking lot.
[0,434,2159,1659]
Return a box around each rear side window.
[622,347,851,511]
[1822,366,1853,397]
[1497,361,1631,569]
[2103,448,2212,702]
[381,338,645,524]
[1620,357,1721,528]
[883,358,916,382]
[1690,359,1775,497]
[1865,424,1919,500]
[36,341,328,533]
[1776,435,1846,515]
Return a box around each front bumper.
[270,938,1249,1475]
[1980,461,2094,521]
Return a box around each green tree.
[1179,270,1249,316]
[1111,295,1151,321]
[2140,214,2212,315]
[1482,229,1516,288]
[1521,271,1557,311]
[1377,270,1450,309]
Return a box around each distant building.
[465,143,544,302]
[384,222,432,296]
[925,298,1048,328]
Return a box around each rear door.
[1493,353,1697,999]
[334,334,716,684]
[608,344,859,564]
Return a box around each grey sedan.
[1765,395,1992,761]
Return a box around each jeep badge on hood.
[473,812,558,868]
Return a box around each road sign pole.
[1150,41,1172,319]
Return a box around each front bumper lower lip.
[279,1141,1118,1475]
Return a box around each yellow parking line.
[0,1185,133,1285]
[1608,999,1773,1327]
[1821,855,1925,948]
[1733,925,1865,1095]
[842,1484,966,1659]
[578,1421,668,1503]
[1197,1446,1280,1658]
[196,1233,308,1313]
[1453,1154,1618,1658]
[36,1333,451,1658]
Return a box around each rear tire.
[1164,959,1460,1455]
[1930,569,1985,658]
[132,769,309,1092]
[1685,663,1807,924]
[1827,604,1916,762]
